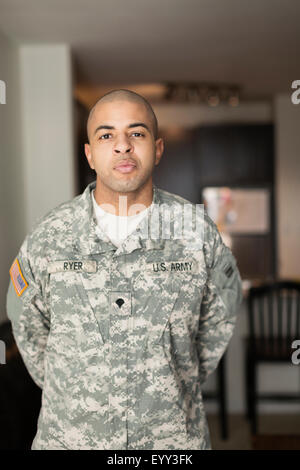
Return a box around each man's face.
[84,100,163,193]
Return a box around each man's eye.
[100,133,111,140]
[132,132,144,137]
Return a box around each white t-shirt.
[91,189,152,248]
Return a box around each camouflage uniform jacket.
[6,180,243,450]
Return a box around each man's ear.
[84,143,95,170]
[155,137,164,166]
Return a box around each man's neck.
[93,179,154,216]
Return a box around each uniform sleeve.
[6,235,50,389]
[195,217,243,385]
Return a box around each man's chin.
[97,171,151,193]
[106,178,142,193]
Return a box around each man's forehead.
[88,99,152,136]
[90,99,149,121]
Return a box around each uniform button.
[116,298,124,308]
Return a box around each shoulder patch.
[9,258,28,297]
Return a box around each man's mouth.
[114,161,137,174]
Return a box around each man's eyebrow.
[93,125,114,136]
[93,122,150,136]
[127,122,150,132]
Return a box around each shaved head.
[87,89,158,142]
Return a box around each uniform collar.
[72,180,165,256]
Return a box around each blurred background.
[0,0,300,450]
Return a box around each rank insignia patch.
[9,258,28,297]
[224,264,234,278]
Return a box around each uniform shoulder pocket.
[6,279,24,324]
[210,244,242,317]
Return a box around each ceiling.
[0,0,299,101]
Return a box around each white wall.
[19,44,76,232]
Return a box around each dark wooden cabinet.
[194,125,274,186]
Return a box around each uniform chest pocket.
[48,270,105,352]
[132,267,202,348]
[132,249,208,349]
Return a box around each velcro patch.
[48,260,97,273]
[9,258,28,297]
[146,260,198,273]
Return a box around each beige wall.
[19,44,76,232]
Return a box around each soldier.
[6,89,243,450]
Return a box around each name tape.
[48,260,97,273]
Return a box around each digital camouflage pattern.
[6,180,243,450]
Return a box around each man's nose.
[113,135,133,154]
